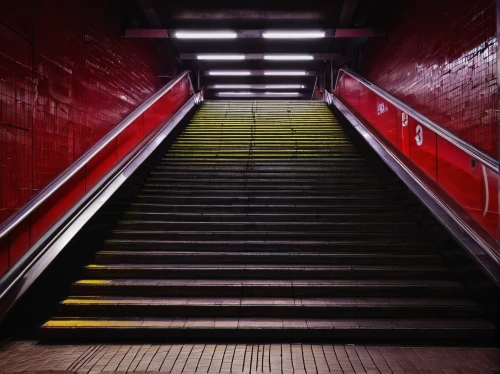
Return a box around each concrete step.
[72,279,467,298]
[41,317,497,344]
[120,211,416,223]
[108,230,430,241]
[82,264,452,280]
[103,239,436,252]
[113,221,420,233]
[37,100,497,345]
[57,296,482,319]
[95,251,441,265]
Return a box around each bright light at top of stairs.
[208,71,252,76]
[173,30,325,39]
[216,91,301,97]
[262,30,325,39]
[263,92,301,96]
[197,54,246,60]
[264,71,308,76]
[263,55,314,60]
[211,84,305,89]
[175,31,238,39]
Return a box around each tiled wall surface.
[361,0,498,158]
[0,0,166,224]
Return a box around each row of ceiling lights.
[207,71,311,76]
[209,85,305,89]
[197,54,314,60]
[216,92,303,98]
[175,30,326,39]
[177,30,321,97]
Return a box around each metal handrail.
[0,70,195,239]
[335,68,499,172]
[311,76,318,100]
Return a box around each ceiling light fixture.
[208,71,252,76]
[217,91,302,97]
[264,84,305,89]
[175,31,238,39]
[197,54,245,60]
[217,92,254,96]
[262,31,325,39]
[212,85,253,89]
[263,71,308,76]
[209,84,305,89]
[263,92,301,96]
[263,55,314,61]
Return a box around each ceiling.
[122,0,399,99]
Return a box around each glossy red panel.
[359,87,397,147]
[361,0,498,157]
[9,219,31,264]
[409,118,437,181]
[85,141,118,190]
[341,74,361,111]
[397,110,410,156]
[31,168,86,244]
[336,69,499,246]
[436,138,482,220]
[117,116,144,160]
[143,78,191,133]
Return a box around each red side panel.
[336,70,499,250]
[0,74,192,277]
[437,138,482,220]
[409,118,437,181]
[397,110,410,156]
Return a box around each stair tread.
[38,100,496,343]
[61,296,478,307]
[42,317,496,330]
[115,221,416,225]
[74,279,464,287]
[110,230,425,235]
[96,251,437,257]
[85,264,448,270]
[105,239,433,244]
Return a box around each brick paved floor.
[0,341,498,373]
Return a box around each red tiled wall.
[0,0,170,224]
[360,0,498,157]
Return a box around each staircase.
[41,100,497,342]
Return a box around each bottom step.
[41,318,497,344]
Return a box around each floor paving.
[0,340,498,373]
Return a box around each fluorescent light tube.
[175,31,237,39]
[208,71,252,76]
[264,71,307,76]
[264,84,305,89]
[262,31,325,39]
[217,91,301,97]
[211,84,304,89]
[197,55,245,60]
[212,85,253,89]
[264,92,300,96]
[217,92,254,96]
[264,55,314,60]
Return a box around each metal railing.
[0,71,200,317]
[335,68,499,171]
[0,70,196,240]
[330,68,500,285]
